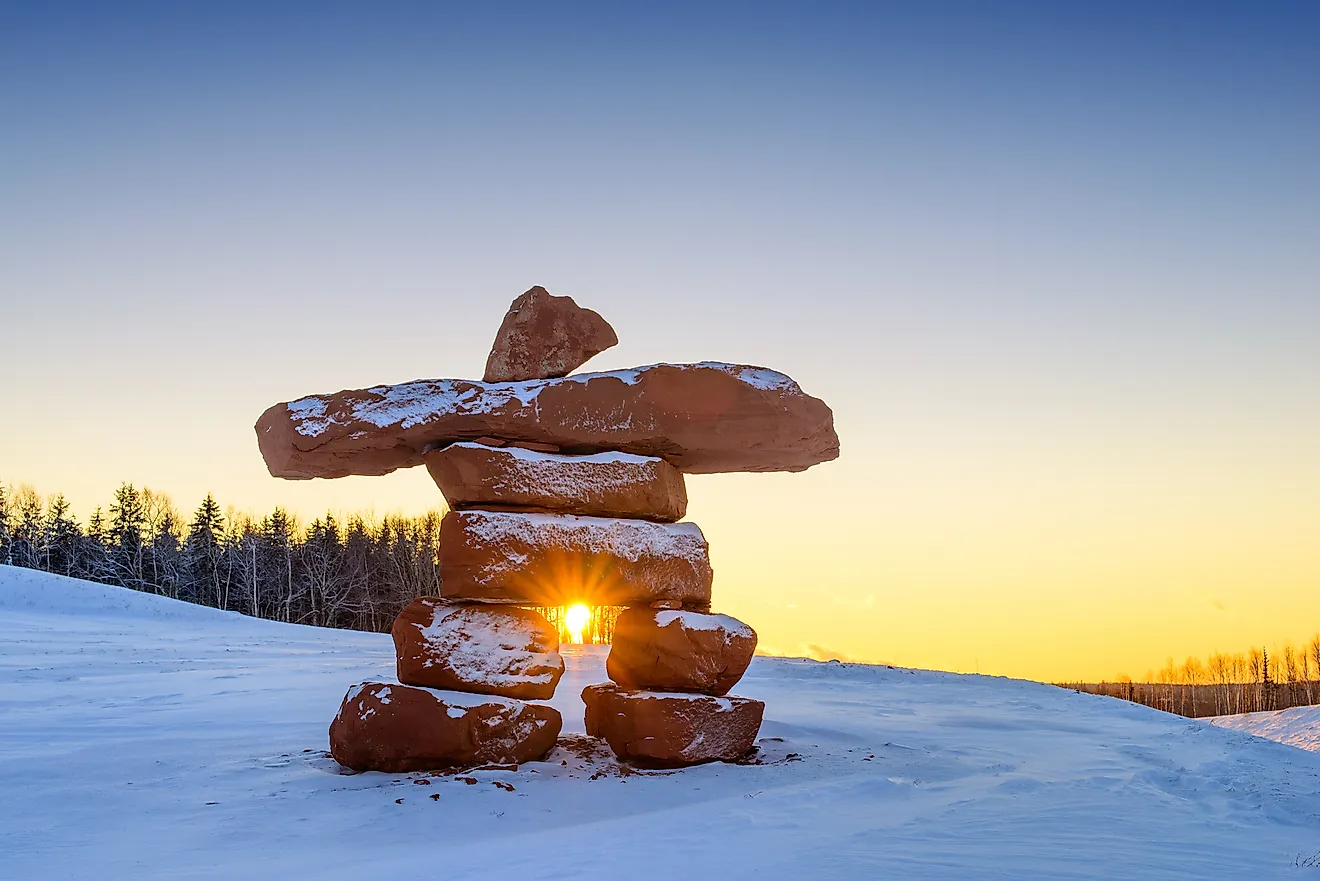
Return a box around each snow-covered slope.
[4,564,1320,880]
[1208,705,1320,753]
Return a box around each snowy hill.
[4,565,1320,880]
[1209,706,1320,753]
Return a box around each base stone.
[582,682,764,767]
[329,682,561,772]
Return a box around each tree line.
[0,480,621,642]
[1061,641,1320,719]
[0,480,446,632]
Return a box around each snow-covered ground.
[5,564,1320,880]
[1209,705,1320,753]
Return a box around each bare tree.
[1282,644,1300,708]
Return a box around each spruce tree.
[45,493,81,577]
[109,483,146,589]
[0,484,11,566]
[263,508,296,622]
[184,494,225,606]
[82,507,110,581]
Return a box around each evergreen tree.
[184,494,225,606]
[82,507,110,581]
[86,507,107,545]
[1,477,449,638]
[108,483,146,588]
[0,484,12,566]
[44,493,81,577]
[263,508,297,622]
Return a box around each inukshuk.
[255,285,838,770]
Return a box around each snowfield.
[4,565,1320,879]
[1209,705,1320,753]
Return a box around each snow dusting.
[627,690,745,708]
[413,605,563,689]
[460,511,707,570]
[288,362,801,439]
[446,443,672,506]
[654,610,753,639]
[697,362,797,392]
[450,442,656,467]
[286,397,331,437]
[412,686,528,712]
[553,367,644,386]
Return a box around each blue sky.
[2,2,1317,678]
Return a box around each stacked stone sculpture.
[256,285,838,770]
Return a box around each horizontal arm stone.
[255,362,838,479]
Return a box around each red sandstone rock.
[329,682,562,772]
[484,286,618,383]
[424,442,688,521]
[582,683,764,767]
[255,362,838,479]
[392,599,564,700]
[439,510,712,606]
[607,608,757,695]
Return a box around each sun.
[564,604,591,644]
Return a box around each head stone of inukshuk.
[255,285,838,771]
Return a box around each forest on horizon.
[0,480,619,643]
[4,478,1314,707]
[1061,640,1320,719]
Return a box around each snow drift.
[1208,705,1320,753]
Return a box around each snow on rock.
[459,511,707,562]
[439,510,712,606]
[582,682,764,767]
[392,599,564,700]
[424,441,688,521]
[608,608,758,695]
[654,609,755,637]
[8,565,1320,879]
[704,362,797,392]
[255,361,839,479]
[1206,705,1320,752]
[464,444,656,466]
[329,681,562,772]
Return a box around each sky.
[2,1,1317,681]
